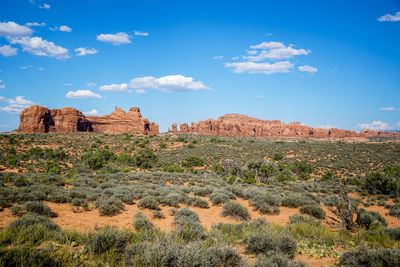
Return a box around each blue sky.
[0,0,399,132]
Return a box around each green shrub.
[24,201,57,217]
[97,197,124,216]
[182,156,204,167]
[133,212,154,231]
[0,247,61,267]
[272,152,284,161]
[338,247,400,267]
[282,194,316,208]
[82,148,115,170]
[250,193,281,214]
[362,166,400,196]
[299,205,325,220]
[387,228,400,241]
[10,205,25,216]
[187,196,209,208]
[163,163,184,173]
[9,213,58,230]
[210,192,231,205]
[174,208,200,224]
[135,148,157,169]
[193,187,213,197]
[222,201,250,221]
[87,227,131,254]
[356,208,387,229]
[254,253,305,267]
[138,196,160,210]
[389,204,400,217]
[292,161,313,180]
[246,231,297,258]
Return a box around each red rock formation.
[88,107,159,135]
[19,105,52,133]
[171,114,400,139]
[19,106,158,135]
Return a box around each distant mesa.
[18,105,158,135]
[169,114,400,139]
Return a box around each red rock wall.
[171,114,400,139]
[19,105,158,135]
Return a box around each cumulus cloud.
[0,80,5,89]
[225,61,293,74]
[380,106,396,111]
[378,11,400,22]
[96,32,131,45]
[0,45,17,57]
[9,36,69,59]
[298,65,318,74]
[245,41,310,61]
[26,22,46,27]
[358,120,391,131]
[39,3,50,9]
[83,109,98,116]
[133,31,149,36]
[0,21,32,37]
[0,96,34,113]
[129,74,208,92]
[59,25,72,32]
[99,83,129,92]
[225,40,312,75]
[74,47,98,56]
[66,90,102,99]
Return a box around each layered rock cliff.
[19,105,158,135]
[170,114,399,139]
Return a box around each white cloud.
[213,55,224,60]
[358,120,391,131]
[245,41,310,61]
[250,41,285,50]
[99,83,129,92]
[0,80,5,89]
[0,45,17,57]
[64,83,72,87]
[380,106,396,111]
[83,109,98,116]
[0,21,32,37]
[66,90,102,99]
[298,65,318,74]
[378,11,400,22]
[74,47,98,56]
[26,22,46,27]
[96,32,131,45]
[133,31,149,36]
[9,36,69,59]
[225,61,293,74]
[39,3,50,9]
[59,25,72,32]
[86,82,96,87]
[135,89,145,94]
[0,96,34,113]
[129,74,208,92]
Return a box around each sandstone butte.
[18,105,159,135]
[169,114,400,139]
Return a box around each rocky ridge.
[169,114,399,139]
[19,105,158,135]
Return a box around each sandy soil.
[296,254,336,267]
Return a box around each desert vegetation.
[0,133,399,266]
